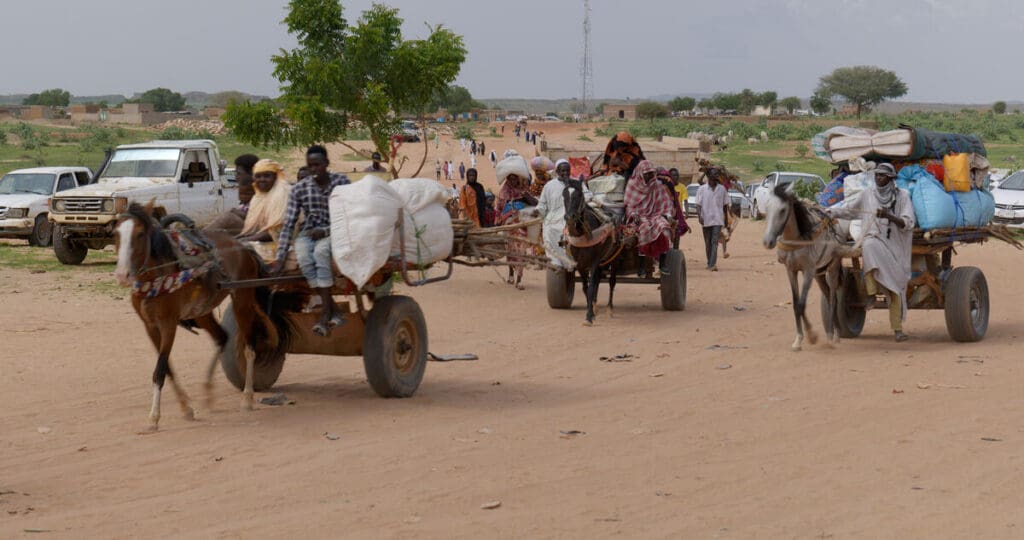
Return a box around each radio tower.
[579,0,594,117]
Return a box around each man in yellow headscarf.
[238,159,292,261]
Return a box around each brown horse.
[114,202,276,430]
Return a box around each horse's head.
[114,201,170,286]
[763,183,816,249]
[562,181,586,237]
[763,184,795,249]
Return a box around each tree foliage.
[130,87,187,112]
[809,90,832,115]
[757,91,777,108]
[815,66,907,117]
[779,96,802,114]
[224,0,467,176]
[209,91,251,108]
[636,101,669,120]
[668,96,696,113]
[430,85,485,115]
[993,101,1007,114]
[22,88,70,107]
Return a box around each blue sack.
[816,173,846,207]
[897,165,994,230]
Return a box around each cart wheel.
[822,268,866,338]
[660,249,686,311]
[219,303,286,391]
[944,266,989,342]
[546,268,575,309]
[363,295,427,398]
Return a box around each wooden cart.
[825,227,1021,342]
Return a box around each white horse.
[762,185,854,351]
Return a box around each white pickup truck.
[0,167,92,246]
[48,139,239,264]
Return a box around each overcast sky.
[0,0,1017,103]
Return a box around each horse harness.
[129,225,221,299]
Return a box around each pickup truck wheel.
[53,225,87,265]
[29,214,53,247]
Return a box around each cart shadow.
[270,377,592,411]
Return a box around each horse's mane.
[773,184,815,239]
[126,203,177,262]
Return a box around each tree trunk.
[411,115,428,178]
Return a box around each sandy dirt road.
[2,214,1023,538]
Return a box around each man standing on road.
[695,171,729,271]
[826,163,915,342]
[363,151,387,173]
[458,161,466,180]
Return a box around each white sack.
[390,177,450,213]
[330,176,403,289]
[393,203,454,266]
[496,152,531,185]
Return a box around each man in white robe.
[537,159,592,268]
[827,163,915,342]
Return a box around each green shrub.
[794,143,809,158]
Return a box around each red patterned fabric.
[623,160,675,250]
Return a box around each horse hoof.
[183,408,196,421]
[240,399,254,412]
[806,333,818,345]
[582,320,594,327]
[791,345,802,352]
[138,423,159,435]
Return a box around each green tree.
[131,87,187,111]
[809,90,832,115]
[815,65,908,117]
[668,96,696,113]
[737,88,757,114]
[430,85,484,115]
[711,92,740,112]
[779,96,802,114]
[224,0,467,177]
[993,101,1007,114]
[22,88,71,107]
[636,101,669,121]
[757,91,777,109]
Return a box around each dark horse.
[562,183,625,325]
[114,202,277,430]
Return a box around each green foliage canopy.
[224,0,467,173]
[636,101,669,120]
[815,65,907,117]
[779,96,802,114]
[668,96,696,112]
[130,88,187,112]
[23,88,70,107]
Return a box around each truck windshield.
[101,149,181,180]
[0,173,55,195]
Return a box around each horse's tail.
[251,287,306,363]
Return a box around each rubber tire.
[219,303,286,392]
[29,214,52,247]
[660,249,686,311]
[363,295,428,398]
[943,266,989,343]
[53,225,88,265]
[160,213,196,229]
[821,269,866,338]
[546,268,575,309]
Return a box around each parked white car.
[750,172,826,219]
[992,170,1024,228]
[49,140,237,265]
[0,167,92,246]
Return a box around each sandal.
[312,322,330,337]
[328,313,346,328]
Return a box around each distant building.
[601,104,637,121]
[70,104,101,123]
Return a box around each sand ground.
[2,125,1024,539]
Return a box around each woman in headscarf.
[238,158,292,261]
[594,131,645,179]
[623,160,676,276]
[496,153,538,290]
[529,156,554,197]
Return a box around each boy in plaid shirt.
[271,145,350,336]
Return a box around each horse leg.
[799,268,818,345]
[787,270,804,351]
[825,262,841,345]
[586,264,601,325]
[815,273,836,347]
[193,313,228,410]
[147,319,193,431]
[230,294,260,412]
[607,261,617,319]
